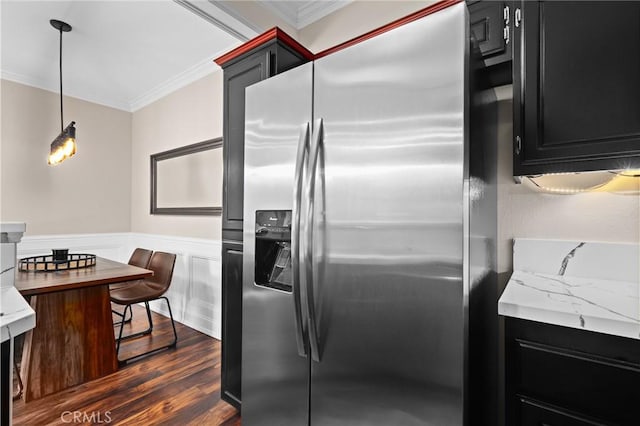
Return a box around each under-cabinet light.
[524,171,615,194]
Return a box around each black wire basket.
[19,253,96,272]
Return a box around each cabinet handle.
[503,4,510,44]
[515,136,522,155]
[515,8,522,28]
[502,5,511,45]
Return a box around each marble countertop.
[499,270,639,339]
[1,286,35,342]
[499,239,640,340]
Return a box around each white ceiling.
[0,1,351,112]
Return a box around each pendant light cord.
[59,27,64,132]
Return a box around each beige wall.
[0,79,132,235]
[494,86,640,272]
[219,0,437,54]
[130,71,223,240]
[299,1,437,53]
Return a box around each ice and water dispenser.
[254,210,293,292]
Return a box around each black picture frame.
[150,138,223,215]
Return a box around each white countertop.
[0,222,26,234]
[1,286,35,342]
[499,270,639,339]
[499,239,640,340]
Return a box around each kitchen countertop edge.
[1,286,35,342]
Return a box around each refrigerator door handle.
[292,122,310,358]
[305,118,324,363]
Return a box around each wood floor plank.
[13,305,240,425]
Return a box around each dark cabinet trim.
[515,338,640,373]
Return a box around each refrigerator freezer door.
[242,62,313,426]
[310,4,468,425]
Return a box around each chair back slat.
[128,248,153,269]
[147,252,176,291]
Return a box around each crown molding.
[3,49,226,113]
[128,54,223,112]
[173,0,261,40]
[297,0,353,29]
[259,0,352,30]
[258,1,298,29]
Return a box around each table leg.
[21,286,117,402]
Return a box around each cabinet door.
[468,0,511,66]
[221,241,243,408]
[505,318,640,426]
[518,398,609,426]
[222,50,270,233]
[513,1,640,175]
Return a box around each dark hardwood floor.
[13,304,240,425]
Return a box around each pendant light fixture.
[48,19,76,166]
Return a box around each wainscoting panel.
[16,233,222,339]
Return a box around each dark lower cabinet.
[216,29,311,409]
[505,318,640,426]
[221,241,243,408]
[513,1,640,175]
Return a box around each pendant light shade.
[48,19,76,166]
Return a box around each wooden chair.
[110,251,177,363]
[111,248,153,325]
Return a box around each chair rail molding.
[17,232,222,339]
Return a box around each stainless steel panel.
[242,62,312,426]
[310,4,469,425]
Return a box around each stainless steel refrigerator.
[242,3,498,425]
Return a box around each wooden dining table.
[15,257,152,402]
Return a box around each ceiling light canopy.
[48,19,76,166]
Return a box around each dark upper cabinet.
[468,0,512,66]
[505,318,640,426]
[216,29,311,409]
[513,1,640,175]
[220,34,311,234]
[468,0,513,88]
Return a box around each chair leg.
[13,360,23,401]
[144,302,154,332]
[162,296,178,348]
[115,303,153,343]
[112,304,133,326]
[117,297,178,364]
[124,305,133,323]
